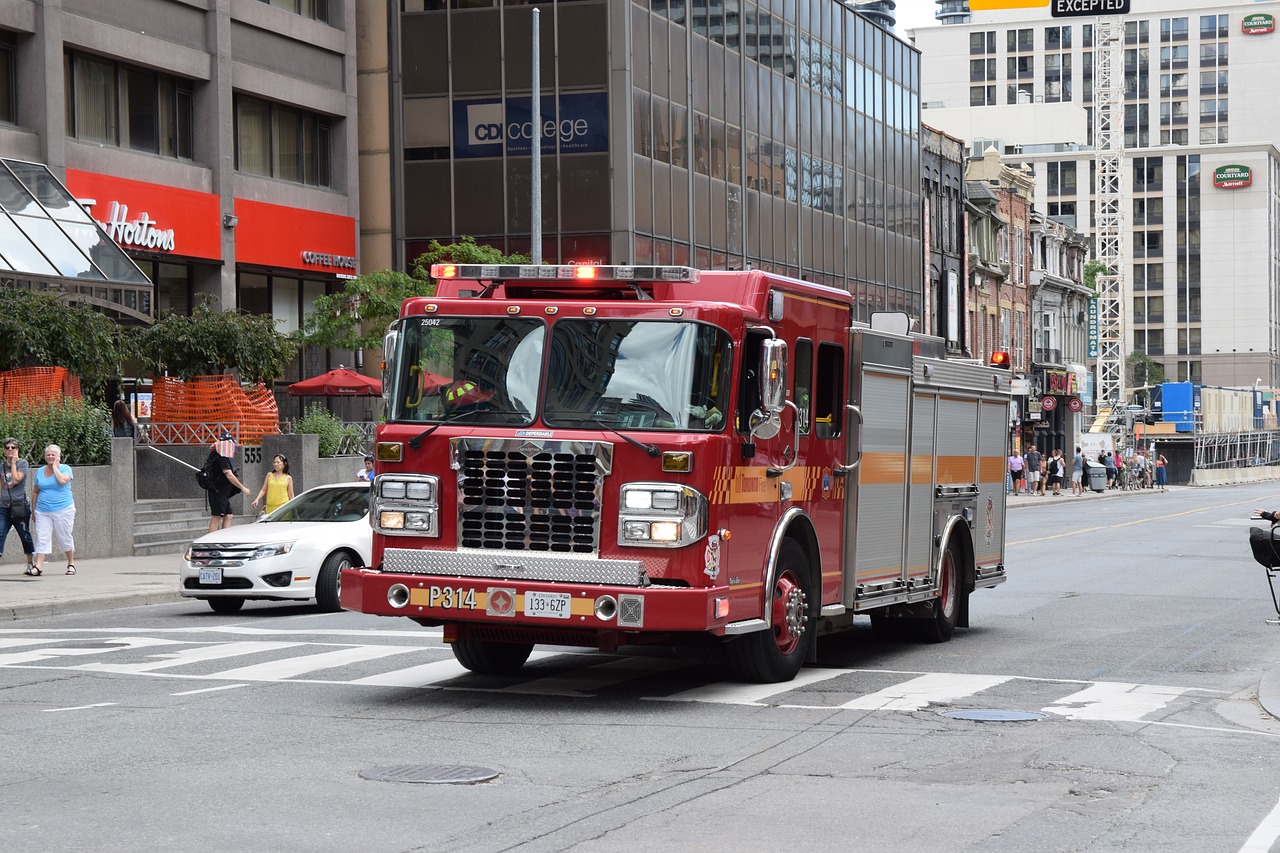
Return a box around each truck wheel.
[727,540,814,683]
[208,598,244,614]
[316,551,352,613]
[916,538,962,643]
[451,637,534,675]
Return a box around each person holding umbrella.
[206,431,252,533]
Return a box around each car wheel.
[316,551,352,613]
[208,598,244,614]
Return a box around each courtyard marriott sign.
[1214,165,1253,189]
[1243,14,1275,35]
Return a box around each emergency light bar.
[431,263,700,284]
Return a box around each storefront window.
[239,272,269,316]
[272,277,300,334]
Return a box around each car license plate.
[524,590,571,619]
[199,567,223,585]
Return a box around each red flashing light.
[573,265,597,280]
[989,351,1011,369]
[434,264,458,279]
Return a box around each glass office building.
[398,0,923,320]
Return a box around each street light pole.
[530,8,542,265]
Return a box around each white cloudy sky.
[893,0,941,38]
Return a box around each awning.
[0,158,152,321]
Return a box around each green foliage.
[298,238,530,353]
[0,286,128,396]
[130,297,298,383]
[408,236,530,279]
[292,403,360,458]
[1083,259,1110,294]
[0,399,112,467]
[1127,352,1166,400]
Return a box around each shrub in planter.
[0,399,112,466]
[292,403,361,458]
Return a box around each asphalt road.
[3,482,1280,852]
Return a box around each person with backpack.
[203,432,252,533]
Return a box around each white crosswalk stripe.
[0,635,1229,722]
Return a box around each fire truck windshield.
[543,320,731,431]
[388,316,544,425]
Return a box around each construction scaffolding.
[1192,429,1280,470]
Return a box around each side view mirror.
[759,338,788,415]
[381,322,400,403]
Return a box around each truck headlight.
[374,475,439,537]
[618,484,707,548]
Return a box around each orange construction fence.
[0,367,83,410]
[149,375,280,446]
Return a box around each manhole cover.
[939,709,1048,722]
[359,764,499,784]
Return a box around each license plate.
[524,590,571,619]
[199,568,223,584]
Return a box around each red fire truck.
[340,264,1009,682]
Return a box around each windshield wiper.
[585,419,660,458]
[407,409,532,449]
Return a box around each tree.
[0,286,128,396]
[1127,352,1165,407]
[130,297,298,383]
[1083,259,1110,294]
[298,237,529,353]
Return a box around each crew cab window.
[794,338,813,435]
[814,342,844,438]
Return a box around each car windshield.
[542,320,732,431]
[263,486,369,523]
[387,315,544,425]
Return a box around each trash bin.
[1087,464,1107,493]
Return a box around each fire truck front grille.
[457,444,606,553]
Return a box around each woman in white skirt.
[31,444,75,576]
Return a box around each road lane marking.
[1044,682,1188,721]
[74,641,305,673]
[1240,792,1280,852]
[43,703,116,712]
[835,673,1014,711]
[208,644,421,680]
[662,667,852,705]
[171,684,249,696]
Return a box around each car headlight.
[618,484,708,548]
[248,543,295,560]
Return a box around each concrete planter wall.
[1,435,369,565]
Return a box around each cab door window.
[814,342,844,438]
[794,338,813,435]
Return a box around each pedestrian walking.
[206,432,252,533]
[30,444,75,576]
[1103,451,1117,489]
[1008,451,1024,495]
[1071,446,1084,496]
[1156,453,1168,491]
[251,454,294,516]
[0,437,35,574]
[1025,446,1043,497]
[1048,448,1065,496]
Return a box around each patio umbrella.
[287,367,382,397]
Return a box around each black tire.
[208,597,245,614]
[316,550,353,613]
[916,538,962,643]
[726,539,815,683]
[451,637,534,675]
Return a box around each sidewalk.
[0,550,183,620]
[1006,482,1173,508]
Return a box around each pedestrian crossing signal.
[989,351,1011,369]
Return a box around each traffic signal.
[989,351,1011,369]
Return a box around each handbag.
[8,499,28,523]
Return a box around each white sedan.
[180,482,371,614]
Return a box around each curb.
[1260,666,1280,723]
[1,590,184,622]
